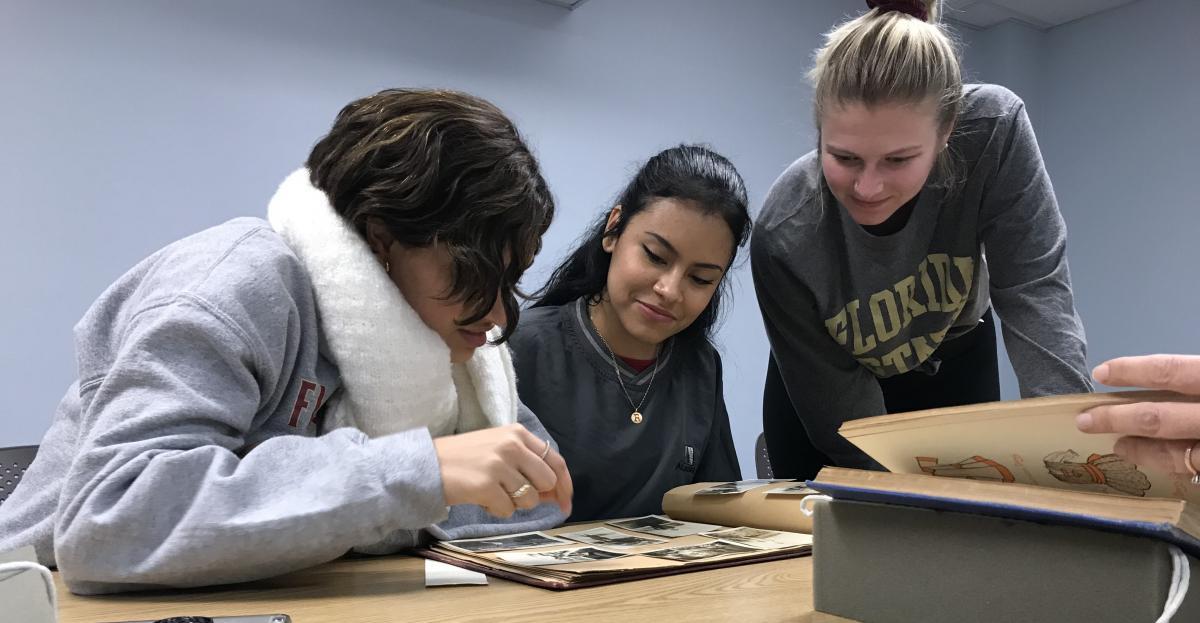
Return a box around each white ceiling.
[943,0,1141,30]
[534,0,589,9]
[530,0,1142,30]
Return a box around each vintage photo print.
[701,527,813,550]
[606,514,720,538]
[694,479,792,496]
[441,531,573,554]
[558,527,670,549]
[640,540,759,562]
[765,484,818,496]
[496,546,627,567]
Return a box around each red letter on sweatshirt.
[289,380,318,427]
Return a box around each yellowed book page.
[813,466,1187,523]
[701,526,814,550]
[840,391,1200,503]
[662,481,817,533]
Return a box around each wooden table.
[55,555,852,623]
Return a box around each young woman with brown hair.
[0,89,572,594]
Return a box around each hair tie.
[866,0,929,21]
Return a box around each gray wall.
[957,19,1045,122]
[0,0,864,477]
[954,18,1047,400]
[956,0,1200,399]
[3,0,1195,477]
[1037,0,1200,366]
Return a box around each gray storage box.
[812,498,1200,623]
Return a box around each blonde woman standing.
[753,0,1092,474]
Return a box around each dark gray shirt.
[752,84,1093,469]
[510,298,741,521]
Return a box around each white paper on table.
[424,559,488,587]
[0,546,56,623]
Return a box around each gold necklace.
[590,305,662,425]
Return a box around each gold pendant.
[630,411,643,424]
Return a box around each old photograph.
[694,479,792,496]
[606,515,720,538]
[640,540,759,562]
[701,527,813,550]
[766,484,819,496]
[441,531,572,554]
[558,527,669,549]
[497,547,627,567]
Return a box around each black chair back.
[755,433,773,479]
[0,445,38,504]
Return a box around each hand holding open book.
[811,390,1200,556]
[809,388,1200,623]
[839,390,1200,502]
[1076,354,1200,477]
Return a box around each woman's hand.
[433,424,573,518]
[1075,354,1200,474]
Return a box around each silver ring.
[508,483,534,499]
[539,439,551,461]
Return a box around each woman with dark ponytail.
[510,144,750,521]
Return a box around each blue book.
[807,467,1200,558]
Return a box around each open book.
[810,390,1200,555]
[417,480,815,589]
[840,390,1200,502]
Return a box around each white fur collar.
[267,168,518,438]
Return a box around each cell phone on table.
[101,615,291,623]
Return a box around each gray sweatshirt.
[752,84,1093,469]
[0,217,564,594]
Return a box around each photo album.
[418,479,815,589]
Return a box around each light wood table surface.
[55,554,854,623]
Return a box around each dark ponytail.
[533,144,750,342]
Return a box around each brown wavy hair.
[306,88,555,342]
